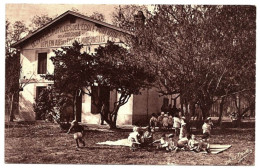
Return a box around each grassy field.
[5,122,255,165]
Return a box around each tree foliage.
[5,20,30,121]
[130,5,256,120]
[44,41,156,128]
[111,5,149,31]
[29,14,53,32]
[89,11,105,22]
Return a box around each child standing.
[158,112,164,130]
[149,113,158,132]
[179,123,187,140]
[207,117,214,128]
[67,120,85,148]
[162,113,169,129]
[173,113,181,136]
[168,115,174,130]
[202,119,212,137]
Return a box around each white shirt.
[173,117,181,128]
[202,123,211,134]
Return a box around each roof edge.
[11,10,132,48]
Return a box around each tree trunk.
[9,93,15,122]
[73,92,77,121]
[217,97,225,125]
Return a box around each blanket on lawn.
[96,139,231,154]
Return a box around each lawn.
[5,122,255,165]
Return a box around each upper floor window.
[38,52,47,74]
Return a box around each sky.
[6,4,119,26]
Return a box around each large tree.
[130,5,255,123]
[5,20,30,121]
[44,41,155,128]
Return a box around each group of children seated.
[150,111,186,132]
[128,117,214,153]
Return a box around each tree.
[5,20,30,121]
[89,12,105,22]
[130,5,255,125]
[29,14,53,32]
[44,41,156,128]
[92,41,156,128]
[111,5,149,31]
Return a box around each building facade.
[12,11,179,125]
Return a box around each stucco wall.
[81,88,133,125]
[132,88,164,126]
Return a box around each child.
[179,123,187,140]
[188,134,199,151]
[67,120,85,148]
[173,113,181,136]
[149,113,158,132]
[168,115,174,130]
[162,113,169,129]
[128,126,142,151]
[143,127,153,144]
[168,134,177,151]
[176,134,190,151]
[197,134,211,153]
[158,112,164,130]
[202,119,212,137]
[158,134,169,151]
[207,117,214,128]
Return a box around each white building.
[12,11,180,125]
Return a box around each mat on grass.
[96,139,231,154]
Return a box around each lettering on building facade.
[28,19,123,49]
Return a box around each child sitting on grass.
[176,134,190,151]
[143,127,153,146]
[188,134,200,151]
[167,134,177,151]
[157,134,169,150]
[128,126,142,151]
[197,134,211,153]
[67,120,85,148]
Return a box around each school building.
[11,10,181,125]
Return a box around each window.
[38,53,47,74]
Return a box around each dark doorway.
[91,86,110,124]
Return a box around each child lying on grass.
[67,120,85,148]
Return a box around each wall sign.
[26,19,124,49]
